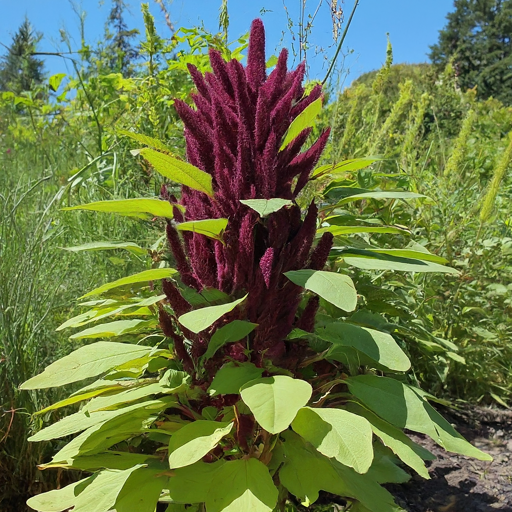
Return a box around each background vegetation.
[0,0,511,510]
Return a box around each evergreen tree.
[104,0,139,76]
[430,0,512,105]
[0,18,45,93]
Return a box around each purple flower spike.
[164,19,331,371]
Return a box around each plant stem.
[322,0,360,86]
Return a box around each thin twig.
[322,0,360,86]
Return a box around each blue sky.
[0,0,453,86]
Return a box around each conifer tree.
[430,0,512,105]
[104,0,139,76]
[0,18,45,93]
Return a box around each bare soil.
[387,405,512,512]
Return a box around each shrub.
[24,20,491,512]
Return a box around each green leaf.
[202,320,258,361]
[361,248,447,264]
[317,225,409,236]
[69,319,156,339]
[421,397,493,461]
[114,467,168,512]
[140,148,214,196]
[30,399,173,442]
[168,460,226,504]
[331,461,401,512]
[40,452,155,471]
[335,191,426,206]
[72,465,145,512]
[178,294,248,334]
[35,384,124,415]
[168,421,233,468]
[26,477,93,512]
[341,253,458,274]
[207,458,278,512]
[285,270,357,312]
[208,362,264,396]
[312,157,382,178]
[279,430,347,504]
[280,97,323,150]
[366,442,411,484]
[120,129,173,152]
[344,403,432,479]
[240,376,312,434]
[81,268,177,298]
[177,218,228,242]
[346,375,492,461]
[239,199,293,217]
[84,382,174,412]
[345,375,437,433]
[317,322,411,372]
[49,73,66,91]
[291,407,374,473]
[20,342,153,390]
[51,400,168,462]
[62,198,178,219]
[63,241,147,256]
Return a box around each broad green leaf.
[84,382,173,412]
[114,467,169,512]
[420,395,492,461]
[345,375,437,433]
[177,218,228,242]
[30,399,172,442]
[317,322,411,372]
[49,73,66,91]
[20,342,152,390]
[312,157,382,178]
[240,199,293,217]
[73,465,144,512]
[40,452,154,471]
[81,268,177,298]
[292,407,374,473]
[168,421,233,468]
[335,191,426,206]
[279,431,348,504]
[240,376,312,434]
[344,403,432,479]
[26,477,93,512]
[69,319,157,339]
[317,225,409,236]
[202,320,258,361]
[341,254,458,274]
[178,294,248,334]
[363,248,447,264]
[285,270,357,312]
[208,362,264,396]
[207,458,278,512]
[280,97,323,150]
[168,460,226,504]
[332,461,401,512]
[57,296,165,331]
[346,375,492,461]
[120,129,172,152]
[140,148,214,196]
[63,198,177,219]
[366,443,411,484]
[51,401,168,461]
[35,384,124,415]
[63,241,147,256]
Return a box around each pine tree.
[430,0,512,105]
[0,18,45,93]
[104,0,139,76]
